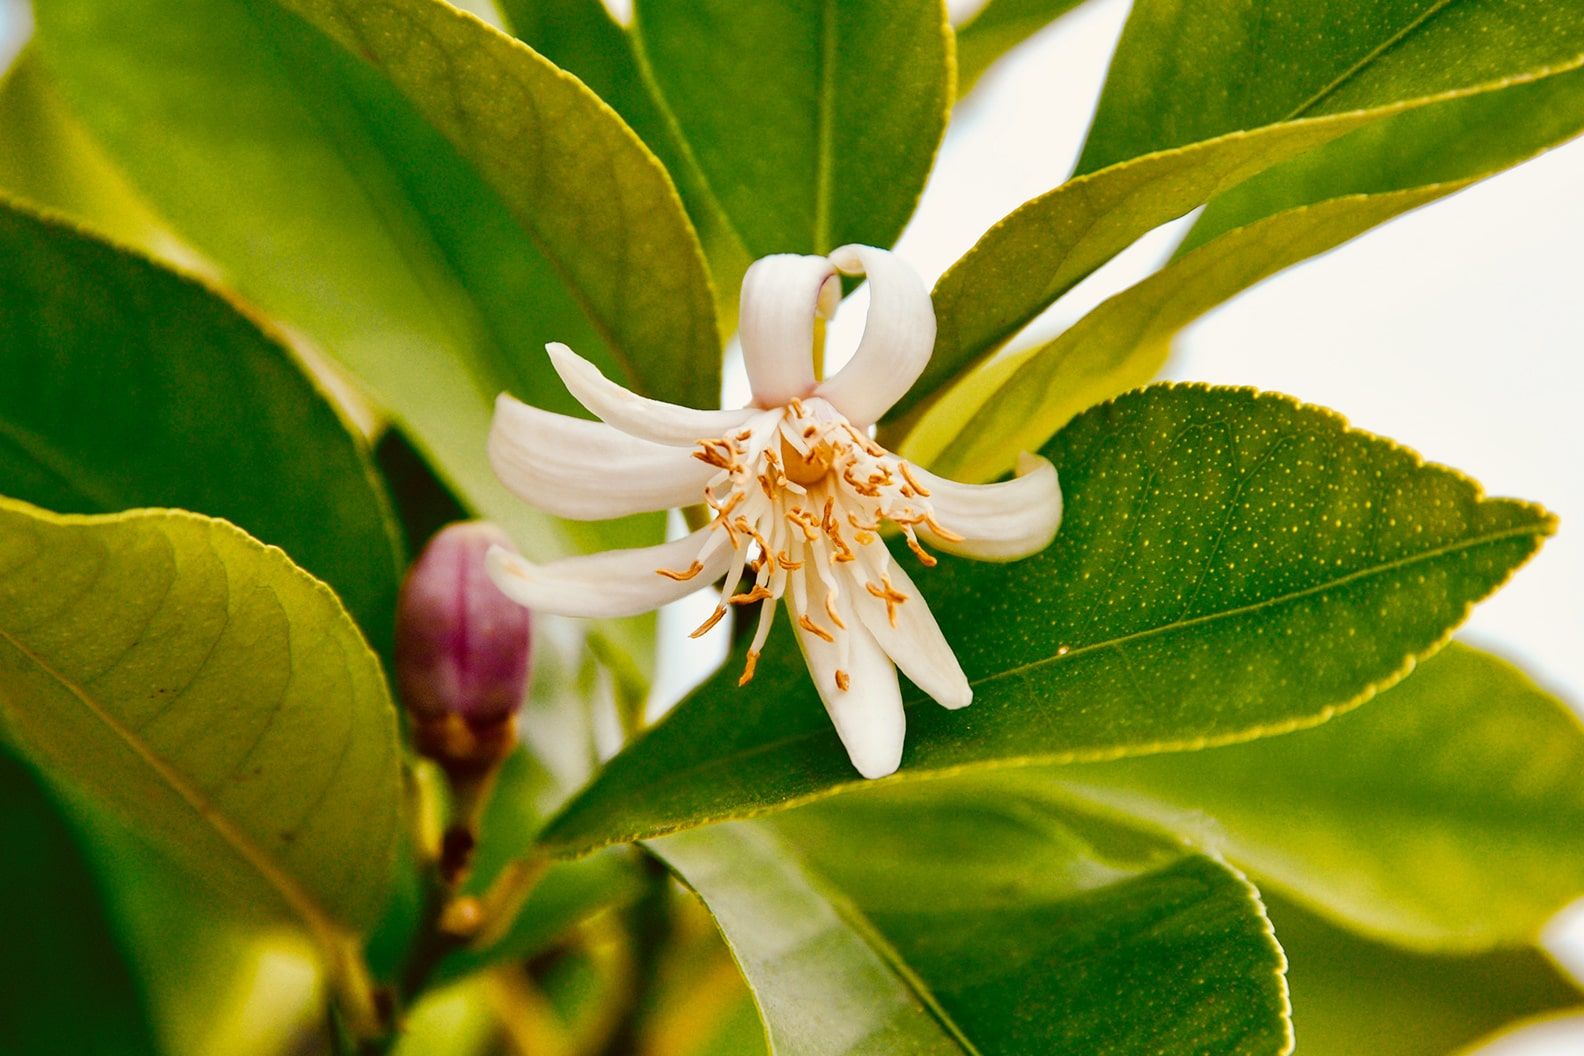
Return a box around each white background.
[4,0,1582,1050]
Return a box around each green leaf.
[0,499,403,937]
[901,61,1584,428]
[652,780,1291,1055]
[1046,643,1584,949]
[537,385,1551,855]
[495,0,753,318]
[632,0,953,257]
[24,0,714,561]
[1183,58,1584,252]
[1267,893,1582,1056]
[954,0,1088,98]
[0,745,159,1056]
[0,196,403,652]
[909,180,1453,481]
[1077,0,1584,173]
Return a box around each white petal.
[792,574,906,779]
[912,452,1063,562]
[486,528,729,618]
[815,245,936,426]
[849,557,971,711]
[739,253,837,407]
[546,342,755,447]
[489,393,714,519]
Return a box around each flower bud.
[397,522,531,771]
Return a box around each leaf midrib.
[0,609,343,945]
[1282,0,1463,120]
[541,518,1545,852]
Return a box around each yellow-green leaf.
[0,500,402,936]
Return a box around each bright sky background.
[3,0,1581,1048]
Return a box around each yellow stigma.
[781,433,835,485]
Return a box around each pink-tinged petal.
[815,245,936,426]
[739,253,837,407]
[913,452,1063,561]
[546,342,755,447]
[489,393,715,519]
[792,574,906,779]
[485,528,729,619]
[849,555,971,711]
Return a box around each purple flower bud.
[396,522,531,730]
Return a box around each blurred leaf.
[1267,893,1582,1056]
[633,0,953,257]
[652,781,1291,1054]
[910,181,1449,480]
[1048,643,1584,949]
[902,61,1584,428]
[0,499,403,937]
[537,385,1551,855]
[496,0,753,318]
[1077,0,1584,173]
[954,0,1088,98]
[0,49,175,254]
[24,0,710,570]
[0,196,404,652]
[0,746,159,1056]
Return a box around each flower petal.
[486,528,729,618]
[815,245,936,426]
[792,574,906,779]
[912,452,1063,561]
[849,556,971,711]
[739,253,837,407]
[546,342,755,447]
[489,393,715,519]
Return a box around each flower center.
[660,398,964,694]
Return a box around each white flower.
[485,245,1063,779]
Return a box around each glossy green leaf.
[0,196,403,651]
[902,61,1584,427]
[954,0,1088,98]
[25,0,713,562]
[495,0,753,317]
[538,385,1551,855]
[0,746,159,1056]
[633,0,953,257]
[1267,893,1582,1056]
[1183,60,1584,251]
[0,499,402,936]
[653,780,1291,1055]
[909,180,1453,480]
[1077,0,1584,173]
[1048,643,1584,949]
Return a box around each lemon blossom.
[485,245,1063,779]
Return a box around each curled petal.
[489,393,714,519]
[546,342,755,447]
[486,528,729,619]
[913,452,1063,561]
[792,575,906,779]
[849,557,971,711]
[815,245,936,426]
[739,253,837,407]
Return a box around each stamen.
[823,592,846,629]
[729,585,773,605]
[924,514,966,543]
[835,670,850,691]
[738,651,760,686]
[690,605,728,638]
[904,532,938,567]
[898,461,931,497]
[776,549,803,570]
[797,614,834,643]
[655,560,704,581]
[866,575,908,627]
